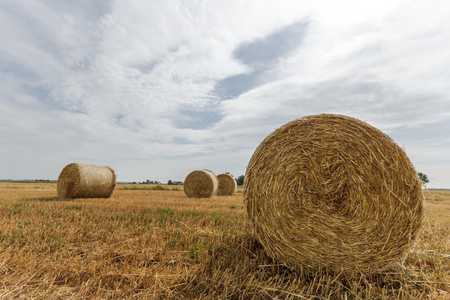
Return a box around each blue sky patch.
[213,21,308,100]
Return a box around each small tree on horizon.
[235,175,244,186]
[418,172,429,185]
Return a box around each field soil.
[0,182,449,299]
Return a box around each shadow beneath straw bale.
[170,233,431,299]
[24,196,61,202]
[172,233,297,298]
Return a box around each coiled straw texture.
[57,163,116,199]
[244,114,423,273]
[184,169,218,198]
[217,173,237,196]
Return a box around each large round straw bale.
[184,169,218,198]
[217,173,237,196]
[244,114,424,273]
[57,163,116,199]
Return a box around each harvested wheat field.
[0,181,448,299]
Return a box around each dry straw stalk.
[184,169,218,198]
[217,173,237,196]
[57,163,116,199]
[244,114,424,274]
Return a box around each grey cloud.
[214,74,450,152]
[174,109,223,130]
[390,119,450,147]
[133,60,161,75]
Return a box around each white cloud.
[0,0,449,187]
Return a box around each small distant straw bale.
[184,169,218,198]
[244,114,424,273]
[57,163,116,199]
[217,173,237,196]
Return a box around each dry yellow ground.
[0,182,448,299]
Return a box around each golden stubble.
[0,182,448,299]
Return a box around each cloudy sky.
[1,0,449,188]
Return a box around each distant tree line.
[144,180,160,184]
[130,179,183,185]
[129,174,245,186]
[167,180,183,185]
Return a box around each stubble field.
[0,182,449,299]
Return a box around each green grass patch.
[10,203,23,215]
[179,209,200,217]
[65,205,84,211]
[209,211,229,226]
[156,207,175,224]
[188,243,205,260]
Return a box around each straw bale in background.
[57,163,116,199]
[217,173,237,196]
[184,169,218,198]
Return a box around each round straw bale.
[217,173,237,196]
[244,114,424,273]
[57,163,116,199]
[184,169,218,198]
